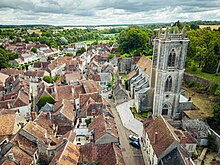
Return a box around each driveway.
[116,100,143,136]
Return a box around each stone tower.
[151,26,189,118]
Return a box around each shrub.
[85,118,92,126]
[37,95,55,110]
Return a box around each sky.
[0,0,220,25]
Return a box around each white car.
[129,135,139,142]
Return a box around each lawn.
[186,68,220,85]
[119,74,128,80]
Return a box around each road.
[103,92,145,165]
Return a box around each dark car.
[108,94,112,99]
[129,135,139,142]
[129,140,140,149]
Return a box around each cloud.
[0,0,219,25]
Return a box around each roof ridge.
[161,116,179,142]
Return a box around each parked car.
[129,135,139,142]
[108,94,112,99]
[129,140,140,149]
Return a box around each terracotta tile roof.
[127,70,137,80]
[10,133,37,155]
[82,80,102,93]
[136,56,152,77]
[53,99,75,121]
[34,112,56,135]
[86,103,103,117]
[49,141,80,165]
[0,73,9,84]
[0,69,23,76]
[88,114,118,141]
[1,160,17,165]
[22,121,58,146]
[0,109,17,136]
[65,72,82,84]
[3,145,34,165]
[79,92,102,109]
[132,56,141,64]
[79,143,125,165]
[24,70,45,77]
[145,115,179,157]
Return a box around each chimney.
[46,112,51,120]
[7,102,11,109]
[15,140,20,147]
[30,112,37,121]
[52,124,56,131]
[188,97,191,101]
[154,132,158,144]
[8,153,15,161]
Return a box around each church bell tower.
[151,26,189,118]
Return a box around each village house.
[79,143,125,165]
[113,82,129,105]
[88,114,119,145]
[142,115,195,165]
[49,140,80,165]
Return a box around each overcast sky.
[0,0,219,25]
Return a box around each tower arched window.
[162,104,169,115]
[165,76,172,92]
[168,49,176,67]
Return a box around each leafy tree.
[76,47,86,56]
[31,47,37,53]
[43,76,53,83]
[66,52,74,56]
[118,27,149,54]
[37,95,55,110]
[108,54,114,59]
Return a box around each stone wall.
[183,73,211,87]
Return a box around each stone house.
[49,141,80,165]
[142,115,195,165]
[88,114,119,145]
[113,82,129,105]
[79,143,125,165]
[182,119,209,146]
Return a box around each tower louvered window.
[165,76,172,92]
[168,49,176,67]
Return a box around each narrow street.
[103,93,145,165]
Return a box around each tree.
[108,54,114,59]
[31,47,37,53]
[118,27,150,54]
[37,95,55,110]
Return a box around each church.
[127,26,192,119]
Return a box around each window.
[188,145,193,152]
[168,49,176,67]
[162,104,169,115]
[165,76,172,92]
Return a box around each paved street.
[102,93,145,165]
[116,100,143,136]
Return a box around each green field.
[186,68,220,85]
